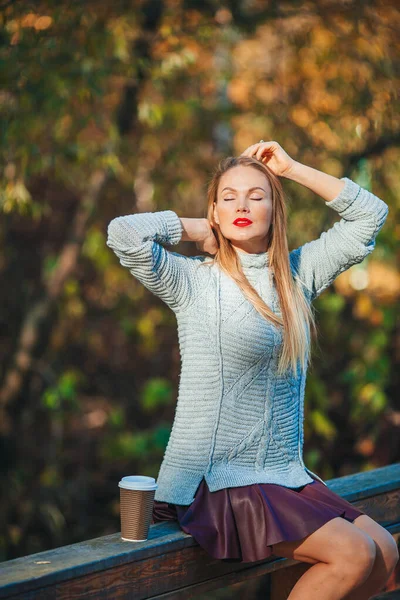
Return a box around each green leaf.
[141,378,173,412]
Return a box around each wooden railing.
[0,463,399,600]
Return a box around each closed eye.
[224,197,263,201]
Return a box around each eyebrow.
[221,186,267,193]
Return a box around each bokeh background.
[1,0,399,571]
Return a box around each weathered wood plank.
[0,547,283,600]
[327,463,400,502]
[0,463,399,600]
[355,489,400,526]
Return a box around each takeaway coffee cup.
[118,475,158,542]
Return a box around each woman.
[107,141,398,599]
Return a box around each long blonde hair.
[201,155,318,378]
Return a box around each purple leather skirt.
[152,474,366,564]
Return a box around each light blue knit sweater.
[106,177,389,505]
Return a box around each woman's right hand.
[195,219,218,255]
[180,218,218,255]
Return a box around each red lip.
[233,218,253,227]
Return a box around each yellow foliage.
[20,13,36,27]
[367,262,400,304]
[334,261,399,309]
[359,382,378,404]
[309,121,341,150]
[20,13,52,30]
[311,28,337,51]
[227,79,250,108]
[65,297,86,318]
[310,409,336,440]
[255,82,278,104]
[34,16,52,31]
[354,294,374,319]
[215,8,233,25]
[291,106,313,128]
[355,437,375,457]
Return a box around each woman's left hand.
[241,140,297,178]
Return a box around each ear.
[213,201,219,225]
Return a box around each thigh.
[271,516,375,565]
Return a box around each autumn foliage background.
[0,0,399,562]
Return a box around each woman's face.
[213,165,273,254]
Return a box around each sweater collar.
[235,248,270,269]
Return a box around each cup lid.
[118,475,158,491]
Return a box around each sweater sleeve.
[289,177,389,302]
[106,209,203,313]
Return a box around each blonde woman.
[107,141,398,599]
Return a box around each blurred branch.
[0,0,20,10]
[224,0,372,33]
[116,0,164,134]
[344,133,400,174]
[0,170,107,434]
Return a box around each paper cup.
[118,475,158,542]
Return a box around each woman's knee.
[352,514,399,581]
[376,532,399,581]
[337,532,377,585]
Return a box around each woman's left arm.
[287,162,389,302]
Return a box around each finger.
[256,145,269,160]
[246,147,259,158]
[241,146,254,157]
[256,147,264,161]
[242,143,259,157]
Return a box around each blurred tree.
[0,0,398,562]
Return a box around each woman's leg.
[341,514,399,599]
[270,516,377,600]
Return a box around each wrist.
[281,162,346,200]
[283,160,303,181]
[180,218,208,243]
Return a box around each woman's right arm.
[106,210,216,313]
